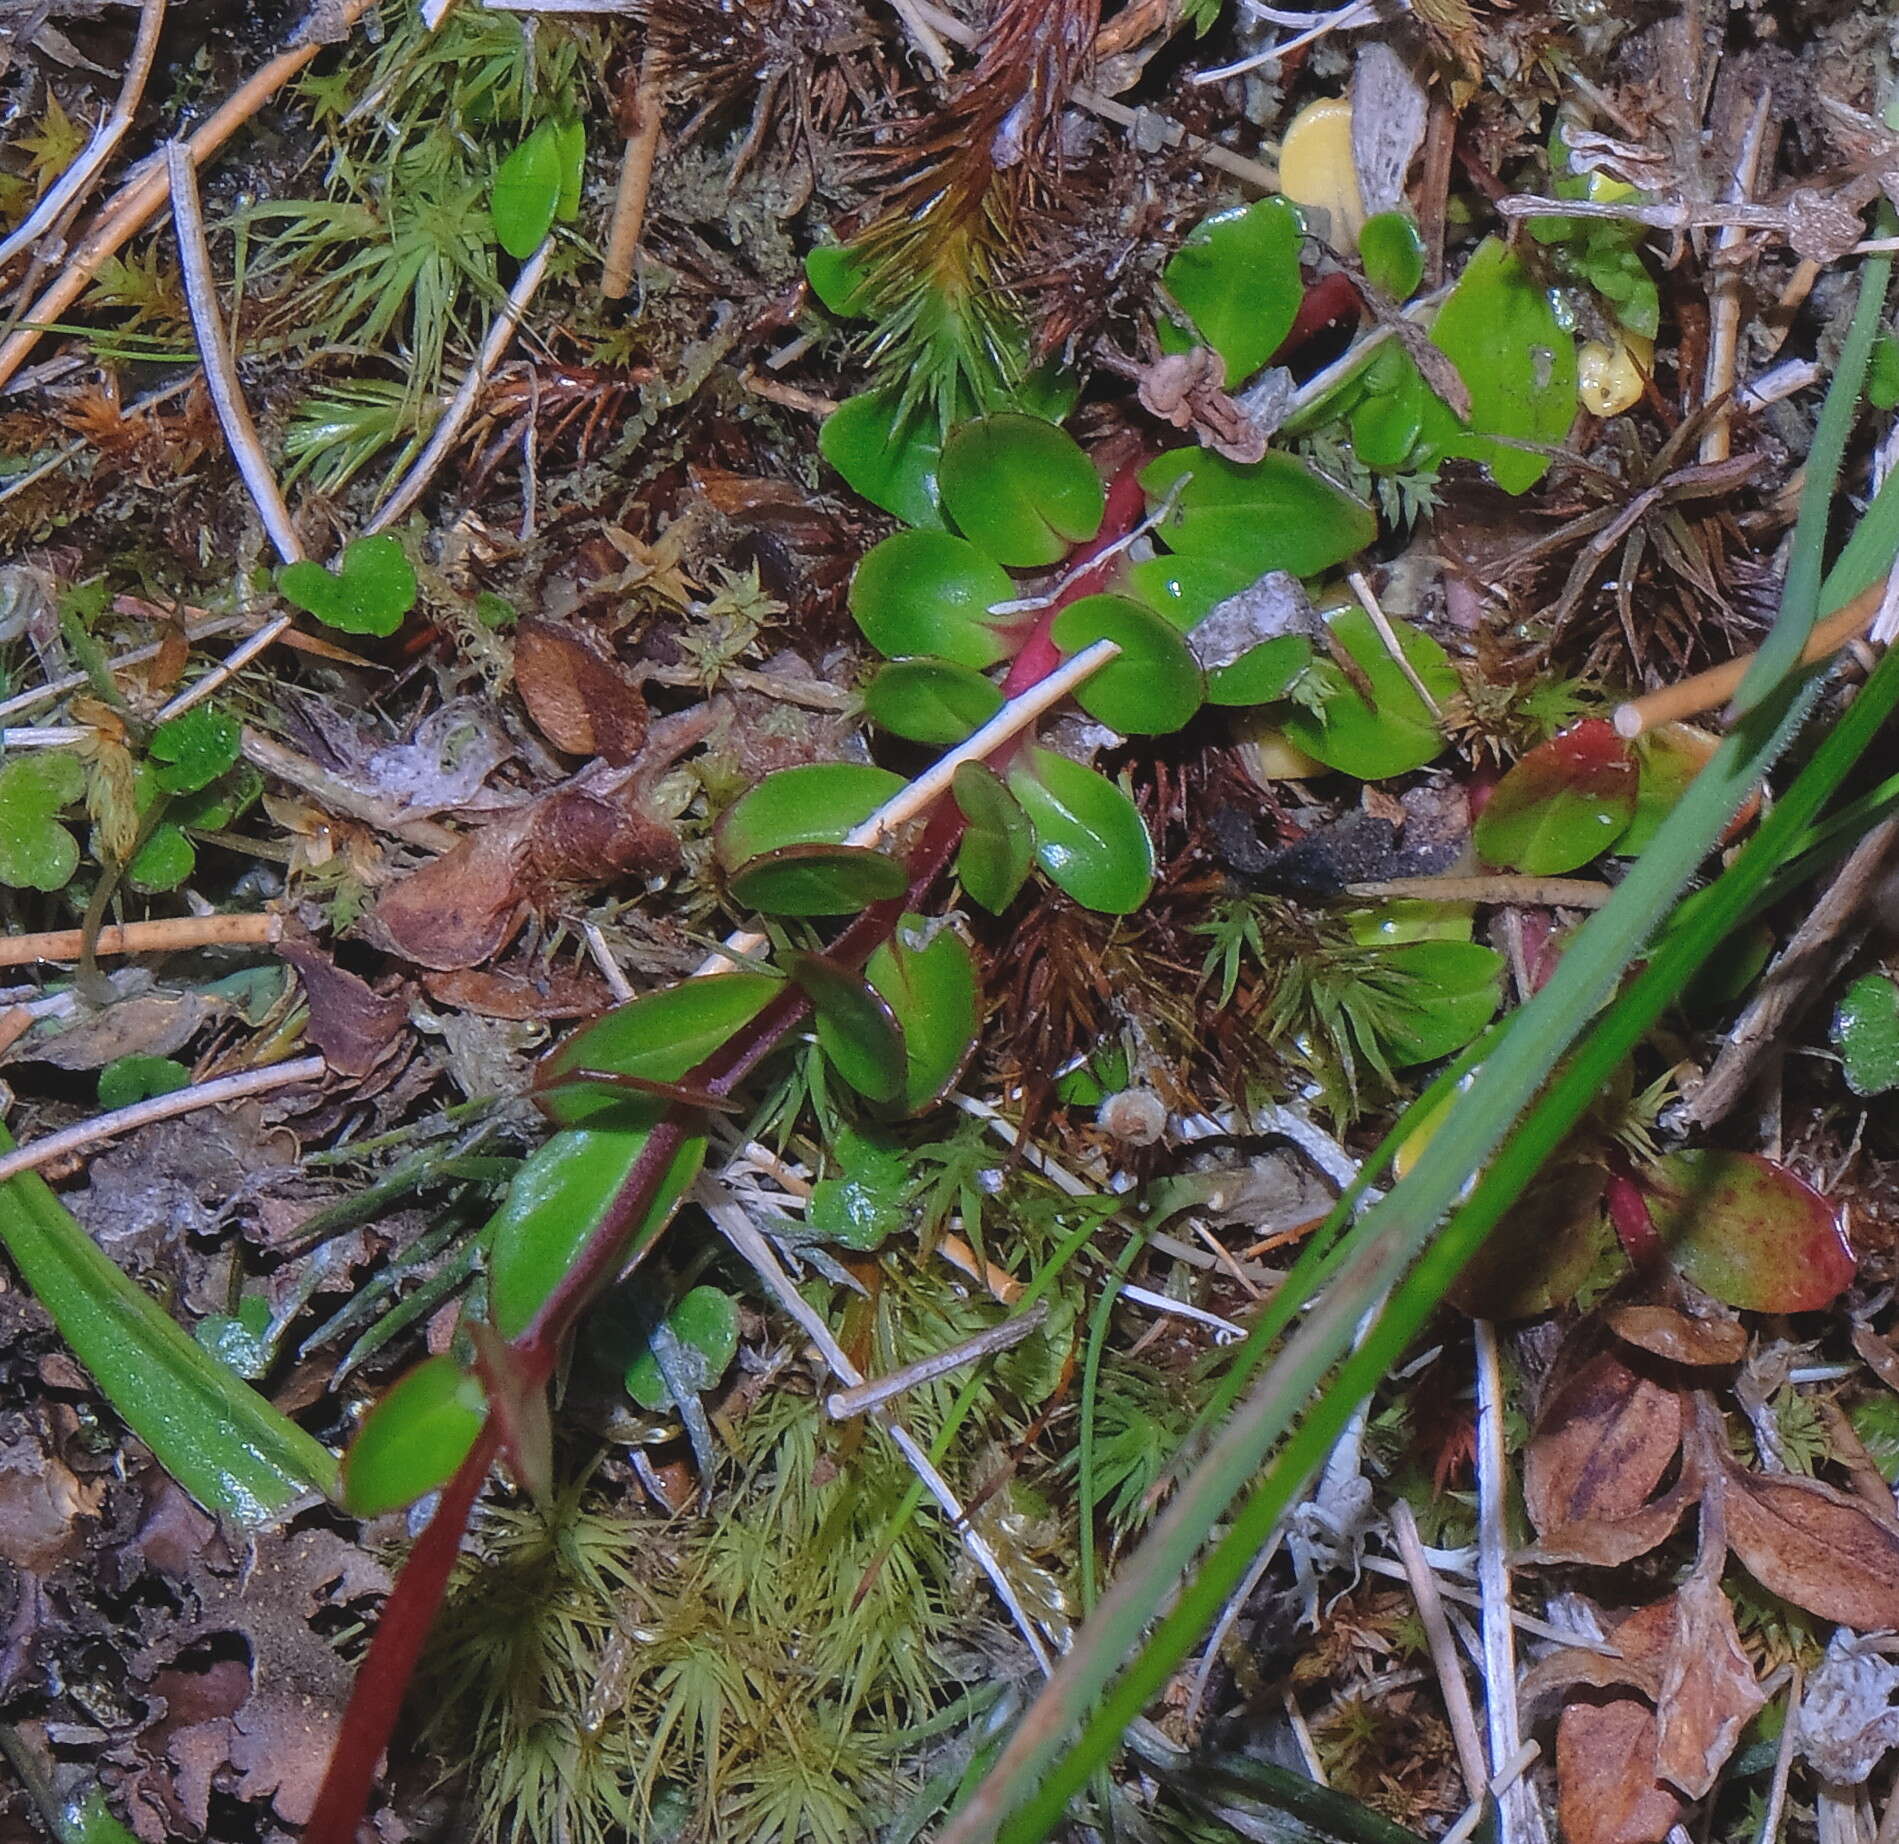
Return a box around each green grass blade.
[0,1127,341,1522]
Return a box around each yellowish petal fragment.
[1279,97,1366,248]
[1578,331,1653,418]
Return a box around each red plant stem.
[307,453,1150,1843]
[1000,459,1153,699]
[1275,269,1364,359]
[1604,1160,1662,1270]
[303,1421,502,1844]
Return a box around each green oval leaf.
[626,1285,741,1411]
[1426,236,1577,495]
[939,414,1104,567]
[0,752,83,891]
[1140,448,1377,582]
[849,531,1015,669]
[819,390,945,528]
[1835,974,1899,1098]
[126,822,195,893]
[788,950,907,1104]
[1162,197,1305,382]
[807,1127,911,1251]
[806,242,875,316]
[341,1353,487,1518]
[277,534,418,637]
[98,1055,190,1111]
[1124,554,1257,632]
[953,760,1035,913]
[864,657,1004,744]
[866,916,980,1116]
[717,762,906,865]
[1372,940,1504,1066]
[491,121,561,258]
[1206,633,1313,707]
[1278,605,1456,779]
[1048,593,1204,735]
[552,119,585,221]
[1348,353,1429,471]
[1645,1149,1856,1314]
[487,1125,707,1340]
[151,706,240,794]
[731,843,910,917]
[1618,723,1718,858]
[1358,209,1425,299]
[1007,747,1155,916]
[1474,719,1638,874]
[539,972,784,1127]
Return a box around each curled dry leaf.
[1851,1319,1899,1397]
[1796,1631,1899,1785]
[1606,1300,1748,1369]
[1653,1568,1765,1798]
[277,930,410,1078]
[513,618,649,764]
[1722,1459,1899,1631]
[1556,1693,1686,1844]
[1525,1347,1685,1535]
[1531,1471,1703,1569]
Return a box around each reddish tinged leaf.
[513,618,648,763]
[1531,1471,1702,1569]
[421,962,612,1019]
[1606,1301,1747,1369]
[1450,1161,1614,1318]
[1473,719,1638,875]
[1723,1462,1899,1630]
[1644,1150,1855,1313]
[277,932,409,1078]
[1525,1348,1684,1536]
[1604,1167,1660,1267]
[1556,1693,1686,1844]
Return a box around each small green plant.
[278,534,419,636]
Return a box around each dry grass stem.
[0,0,168,271]
[1389,1498,1490,1802]
[1701,89,1773,466]
[166,143,303,565]
[581,922,637,1002]
[600,47,667,301]
[824,1301,1050,1418]
[0,912,282,968]
[1344,876,1613,908]
[0,1055,327,1186]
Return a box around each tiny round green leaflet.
[864,657,1003,744]
[787,950,907,1105]
[626,1286,742,1411]
[1278,605,1457,779]
[952,759,1035,914]
[1424,236,1577,495]
[1123,553,1257,632]
[1473,719,1638,874]
[487,1124,707,1340]
[819,390,945,529]
[850,530,1015,669]
[1048,594,1203,735]
[1206,633,1312,708]
[151,706,240,794]
[341,1352,488,1517]
[1157,197,1304,383]
[717,762,908,916]
[1357,210,1425,300]
[865,917,981,1116]
[805,242,875,316]
[1349,353,1430,472]
[1139,448,1377,582]
[1644,1149,1856,1314]
[0,750,83,890]
[538,972,785,1127]
[491,119,584,259]
[1368,940,1504,1066]
[938,414,1104,568]
[807,1127,912,1251]
[98,1055,190,1111]
[1007,747,1155,916]
[1834,974,1899,1097]
[278,534,418,637]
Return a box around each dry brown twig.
[1701,88,1774,467]
[0,912,282,969]
[601,47,669,300]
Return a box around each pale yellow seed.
[1577,330,1653,418]
[1278,97,1366,249]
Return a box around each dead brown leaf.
[1556,1692,1686,1844]
[1526,1347,1685,1535]
[514,618,649,763]
[1723,1460,1899,1630]
[1529,1471,1702,1568]
[422,961,613,1019]
[1653,1568,1765,1798]
[277,931,410,1078]
[1607,1301,1747,1369]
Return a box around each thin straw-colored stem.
[367,239,551,533]
[601,48,666,300]
[0,0,378,393]
[0,1055,325,1185]
[166,143,302,564]
[0,0,168,270]
[0,911,281,968]
[825,1302,1049,1418]
[1390,1499,1489,1803]
[1701,90,1772,465]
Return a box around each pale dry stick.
[0,0,168,273]
[1358,1554,1624,1650]
[600,48,667,302]
[367,240,553,534]
[1737,357,1820,412]
[882,0,955,76]
[1759,1678,1802,1844]
[1344,875,1613,909]
[1493,194,1791,237]
[153,616,293,725]
[825,1301,1049,1418]
[903,0,1281,192]
[741,373,838,417]
[1473,1318,1546,1844]
[0,911,281,969]
[0,1055,326,1186]
[1612,571,1891,738]
[693,638,1122,975]
[1389,1499,1489,1805]
[1760,257,1824,362]
[1282,1686,1328,1783]
[167,143,303,565]
[1347,566,1441,717]
[1702,89,1774,467]
[698,1179,1056,1675]
[0,0,379,395]
[1191,0,1387,85]
[581,922,637,1003]
[1183,1525,1285,1725]
[1,727,88,747]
